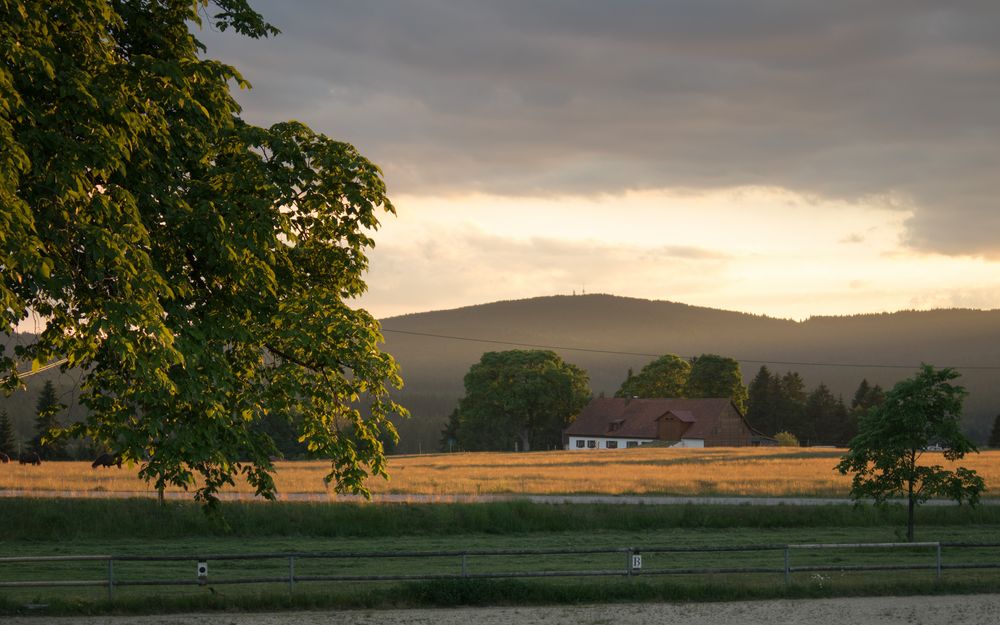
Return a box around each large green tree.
[684,354,748,412]
[455,350,590,452]
[836,365,985,542]
[1,1,404,503]
[615,354,690,399]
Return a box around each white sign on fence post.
[631,553,642,570]
[197,561,208,583]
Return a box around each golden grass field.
[3,447,1000,499]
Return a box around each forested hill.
[380,294,1000,452]
[4,295,999,455]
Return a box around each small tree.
[0,409,17,457]
[836,365,985,542]
[31,380,68,459]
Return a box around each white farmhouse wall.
[673,438,705,448]
[566,436,653,450]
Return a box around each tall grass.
[3,498,999,542]
[3,448,999,498]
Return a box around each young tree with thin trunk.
[836,365,985,542]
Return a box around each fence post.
[461,553,468,578]
[783,546,790,586]
[935,543,941,581]
[288,556,295,594]
[107,558,114,601]
[626,549,633,578]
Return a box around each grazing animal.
[18,452,42,466]
[91,453,122,469]
[0,452,10,463]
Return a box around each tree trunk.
[519,430,531,453]
[907,495,915,542]
[907,456,916,542]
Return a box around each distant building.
[564,397,775,449]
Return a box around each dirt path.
[7,594,1000,625]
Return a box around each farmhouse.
[564,397,774,449]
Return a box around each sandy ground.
[6,595,1000,625]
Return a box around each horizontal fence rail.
[2,542,1000,599]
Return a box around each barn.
[563,397,775,450]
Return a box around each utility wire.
[380,328,1000,371]
[10,358,69,379]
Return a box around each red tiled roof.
[564,397,735,439]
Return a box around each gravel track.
[7,594,1000,625]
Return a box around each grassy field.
[4,447,1000,498]
[2,499,1000,615]
[4,448,1000,615]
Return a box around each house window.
[575,440,584,448]
[626,441,639,448]
[606,441,618,449]
[587,440,596,448]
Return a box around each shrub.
[775,431,800,447]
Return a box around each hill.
[4,294,998,455]
[380,294,1000,453]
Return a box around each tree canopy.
[836,365,985,541]
[684,354,748,412]
[614,354,690,399]
[1,1,404,503]
[453,350,590,452]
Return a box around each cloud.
[356,226,732,317]
[199,1,1000,257]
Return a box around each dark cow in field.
[0,452,10,463]
[91,453,122,469]
[18,452,42,465]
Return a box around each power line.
[9,358,69,379]
[380,328,1000,371]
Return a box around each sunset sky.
[200,1,1000,320]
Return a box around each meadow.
[5,448,1000,616]
[3,447,1000,499]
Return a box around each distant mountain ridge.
[4,295,999,455]
[379,294,1000,453]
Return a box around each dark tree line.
[746,366,885,445]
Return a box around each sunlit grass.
[3,448,999,499]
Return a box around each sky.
[198,1,1000,320]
